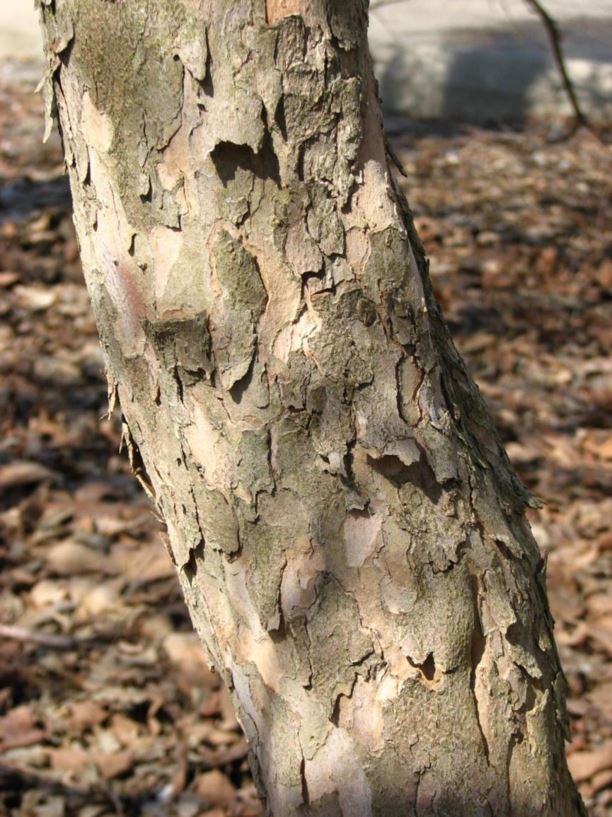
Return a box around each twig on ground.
[0,623,78,649]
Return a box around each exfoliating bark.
[39,1,584,814]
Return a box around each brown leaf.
[14,284,56,311]
[1,728,46,751]
[595,259,612,289]
[568,741,612,783]
[534,246,558,278]
[109,713,141,747]
[194,769,236,808]
[587,682,612,721]
[586,593,612,619]
[163,633,219,687]
[0,460,55,488]
[581,433,612,462]
[49,745,91,773]
[589,622,612,657]
[29,579,70,608]
[590,767,612,796]
[0,705,36,746]
[0,271,19,287]
[67,701,108,732]
[76,581,122,618]
[93,750,134,780]
[115,546,175,583]
[46,541,115,576]
[597,531,612,552]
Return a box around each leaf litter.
[0,67,610,816]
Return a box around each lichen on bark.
[39,1,585,815]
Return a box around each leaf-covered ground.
[0,66,610,817]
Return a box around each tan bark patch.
[304,728,373,817]
[185,402,231,493]
[345,227,369,272]
[343,510,382,568]
[353,161,397,232]
[150,225,183,304]
[280,540,324,621]
[266,0,302,23]
[225,565,283,692]
[81,91,113,154]
[272,306,320,362]
[345,675,386,753]
[286,220,322,276]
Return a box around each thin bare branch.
[524,0,597,138]
[372,0,600,139]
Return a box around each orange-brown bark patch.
[266,0,302,23]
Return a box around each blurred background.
[0,2,610,816]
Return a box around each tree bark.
[39,1,584,815]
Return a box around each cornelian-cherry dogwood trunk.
[39,1,584,815]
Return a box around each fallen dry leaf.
[46,540,116,577]
[93,750,134,780]
[66,701,108,732]
[14,284,56,311]
[194,769,237,809]
[48,745,91,774]
[0,461,55,488]
[109,713,141,747]
[0,706,37,746]
[162,632,219,687]
[568,741,612,783]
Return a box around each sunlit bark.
[39,2,584,814]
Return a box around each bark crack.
[407,652,439,687]
[470,573,491,767]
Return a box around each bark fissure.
[470,574,491,767]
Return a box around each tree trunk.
[39,1,584,814]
